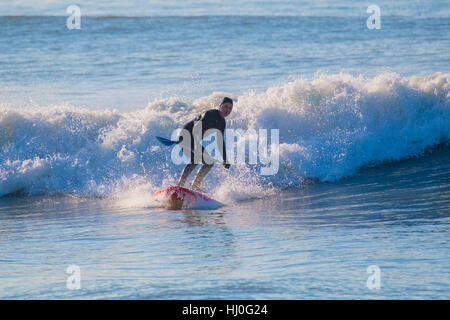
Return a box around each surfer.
[177,97,233,190]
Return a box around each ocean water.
[0,1,449,299]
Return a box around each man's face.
[220,102,233,117]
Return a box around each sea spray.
[0,73,448,202]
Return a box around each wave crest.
[0,72,448,198]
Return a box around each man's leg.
[178,163,197,187]
[191,164,213,191]
[178,137,197,187]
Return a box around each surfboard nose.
[167,191,184,210]
[154,186,216,210]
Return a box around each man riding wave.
[157,97,233,191]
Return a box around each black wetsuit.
[177,109,227,189]
[179,109,227,164]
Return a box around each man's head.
[219,97,233,118]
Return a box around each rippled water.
[1,14,448,110]
[1,145,448,299]
[1,0,449,299]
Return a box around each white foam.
[1,72,448,200]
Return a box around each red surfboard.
[154,186,215,210]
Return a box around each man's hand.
[223,163,230,169]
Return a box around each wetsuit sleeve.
[203,111,227,163]
[195,110,227,164]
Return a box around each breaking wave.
[0,72,448,202]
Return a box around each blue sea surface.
[0,0,449,299]
[0,13,448,110]
[0,145,449,299]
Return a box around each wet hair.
[221,97,233,105]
